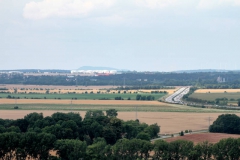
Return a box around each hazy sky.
[1,0,240,71]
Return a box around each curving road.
[165,87,190,104]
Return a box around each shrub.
[179,131,184,136]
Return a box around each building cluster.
[217,76,226,83]
[71,69,121,76]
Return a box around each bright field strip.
[2,89,176,94]
[195,89,240,93]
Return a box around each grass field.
[1,98,240,113]
[189,92,240,101]
[0,92,166,100]
[189,89,240,106]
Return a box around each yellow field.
[195,89,240,93]
[6,89,175,94]
[0,84,178,96]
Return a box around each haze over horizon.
[1,0,240,71]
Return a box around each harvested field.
[196,89,240,93]
[1,84,177,93]
[4,89,175,95]
[1,111,240,134]
[165,133,240,144]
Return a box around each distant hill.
[172,69,240,73]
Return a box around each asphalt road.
[165,87,190,104]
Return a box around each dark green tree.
[153,140,169,160]
[85,110,104,119]
[54,139,87,160]
[136,132,151,141]
[168,140,194,160]
[212,138,240,160]
[106,109,118,117]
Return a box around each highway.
[165,87,190,104]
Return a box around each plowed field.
[166,133,240,144]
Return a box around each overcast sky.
[1,0,240,71]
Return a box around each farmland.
[1,86,240,135]
[166,133,240,144]
[2,110,240,134]
[189,92,240,101]
[195,89,240,93]
[0,92,166,100]
[189,89,240,105]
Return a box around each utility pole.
[208,116,212,131]
[208,116,211,127]
[75,77,78,87]
[135,106,138,120]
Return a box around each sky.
[1,0,240,71]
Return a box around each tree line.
[0,110,159,159]
[1,112,240,159]
[1,132,240,159]
[2,71,240,87]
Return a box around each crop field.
[1,111,240,134]
[195,89,240,93]
[1,89,175,94]
[189,92,240,101]
[0,84,177,94]
[1,98,240,112]
[189,92,240,105]
[166,133,240,144]
[0,99,198,112]
[1,85,240,135]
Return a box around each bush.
[14,106,19,109]
[179,131,184,136]
[115,97,122,100]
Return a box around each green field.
[189,92,240,101]
[0,103,238,112]
[0,92,166,100]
